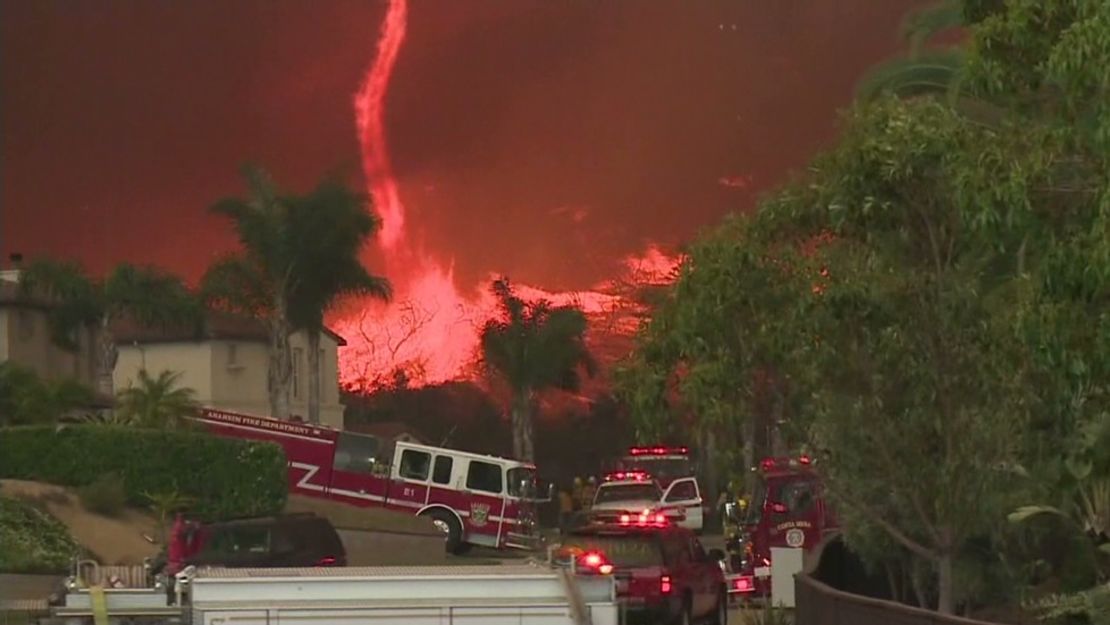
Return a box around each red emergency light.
[604,470,652,482]
[618,509,669,527]
[759,455,814,472]
[578,551,614,575]
[733,576,755,593]
[628,445,689,456]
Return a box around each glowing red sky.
[2,0,927,291]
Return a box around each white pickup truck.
[46,561,619,625]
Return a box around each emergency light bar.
[628,445,690,456]
[603,470,652,482]
[759,455,813,472]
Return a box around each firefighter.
[558,484,575,533]
[581,476,598,512]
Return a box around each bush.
[77,472,127,517]
[0,496,81,574]
[0,425,287,520]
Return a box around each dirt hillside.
[0,480,160,565]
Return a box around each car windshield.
[560,534,664,567]
[508,467,537,498]
[620,457,694,482]
[595,483,662,505]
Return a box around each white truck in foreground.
[46,561,619,625]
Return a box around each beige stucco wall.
[287,331,344,429]
[0,305,97,386]
[114,330,345,430]
[115,342,214,400]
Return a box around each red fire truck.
[194,409,541,554]
[612,445,696,488]
[727,455,838,600]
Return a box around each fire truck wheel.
[423,508,463,554]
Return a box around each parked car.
[554,516,728,624]
[155,513,346,575]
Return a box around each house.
[0,268,99,388]
[112,310,348,429]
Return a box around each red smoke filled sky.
[2,0,927,288]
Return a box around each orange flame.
[341,0,682,392]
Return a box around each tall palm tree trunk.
[95,316,118,399]
[307,329,322,424]
[511,391,536,462]
[268,301,293,419]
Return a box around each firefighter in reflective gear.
[558,484,576,533]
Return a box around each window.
[466,460,503,494]
[664,480,698,502]
[594,483,662,505]
[507,467,536,498]
[779,480,817,515]
[292,347,303,399]
[432,455,453,485]
[332,432,381,475]
[399,449,431,481]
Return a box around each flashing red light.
[628,446,690,456]
[583,553,603,567]
[660,575,673,594]
[771,502,787,514]
[799,454,812,465]
[617,509,670,528]
[604,469,652,482]
[598,563,614,575]
[315,556,338,566]
[760,458,776,471]
[733,576,754,593]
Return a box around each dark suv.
[158,513,346,574]
[557,522,728,625]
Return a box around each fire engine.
[611,445,696,488]
[726,455,838,600]
[194,409,541,554]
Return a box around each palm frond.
[103,263,202,330]
[901,0,966,58]
[18,258,103,350]
[855,50,966,103]
[200,254,272,317]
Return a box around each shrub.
[0,496,81,574]
[0,425,287,520]
[77,472,127,517]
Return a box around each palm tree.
[203,165,390,421]
[287,178,391,424]
[115,369,198,429]
[480,278,595,462]
[202,166,300,419]
[18,259,201,398]
[856,0,968,103]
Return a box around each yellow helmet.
[574,477,583,486]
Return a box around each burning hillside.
[334,0,682,392]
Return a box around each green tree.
[115,369,199,429]
[18,260,201,398]
[480,278,594,462]
[286,179,390,424]
[0,363,94,425]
